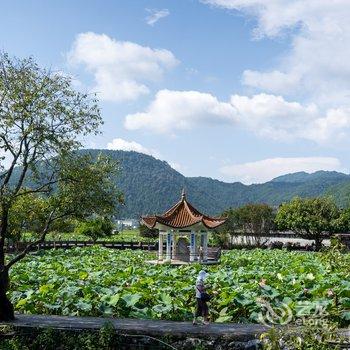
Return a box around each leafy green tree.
[236,203,275,235]
[214,207,241,247]
[0,53,122,320]
[218,204,274,247]
[6,192,48,243]
[220,208,241,235]
[332,208,350,233]
[139,224,158,238]
[275,197,340,251]
[75,216,115,242]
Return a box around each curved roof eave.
[141,191,227,230]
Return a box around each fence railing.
[5,240,159,253]
[6,232,349,253]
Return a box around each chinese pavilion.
[141,190,226,264]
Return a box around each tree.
[6,192,48,244]
[139,224,158,239]
[0,53,122,320]
[218,204,274,247]
[75,216,115,242]
[275,197,339,251]
[214,208,242,248]
[332,207,350,233]
[236,203,274,235]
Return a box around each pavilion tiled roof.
[141,191,226,229]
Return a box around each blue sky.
[1,0,350,183]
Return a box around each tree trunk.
[314,236,323,252]
[0,269,15,321]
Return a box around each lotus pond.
[8,247,350,326]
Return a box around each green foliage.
[235,203,275,235]
[0,324,117,350]
[115,228,156,242]
[210,230,231,248]
[218,208,242,237]
[53,153,123,220]
[139,224,158,238]
[11,148,350,219]
[75,217,115,242]
[5,153,123,246]
[328,180,350,208]
[320,239,349,273]
[261,323,345,350]
[0,52,102,197]
[333,207,350,232]
[45,150,350,218]
[275,197,340,250]
[8,247,350,327]
[6,193,48,242]
[0,53,124,323]
[216,203,274,247]
[0,53,115,274]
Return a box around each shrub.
[139,224,158,238]
[74,217,115,242]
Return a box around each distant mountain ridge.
[271,171,349,183]
[79,150,350,218]
[9,149,349,217]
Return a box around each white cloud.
[106,138,159,157]
[124,89,350,143]
[203,1,350,105]
[231,93,317,140]
[67,32,179,102]
[145,9,170,26]
[124,89,237,134]
[200,1,350,144]
[106,138,183,173]
[242,70,300,95]
[169,162,183,172]
[220,157,345,184]
[304,108,350,143]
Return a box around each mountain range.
[80,150,350,218]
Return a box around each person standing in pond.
[193,270,210,325]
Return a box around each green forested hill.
[327,181,350,208]
[8,149,350,217]
[79,150,350,218]
[271,170,349,184]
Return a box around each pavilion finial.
[181,188,186,200]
